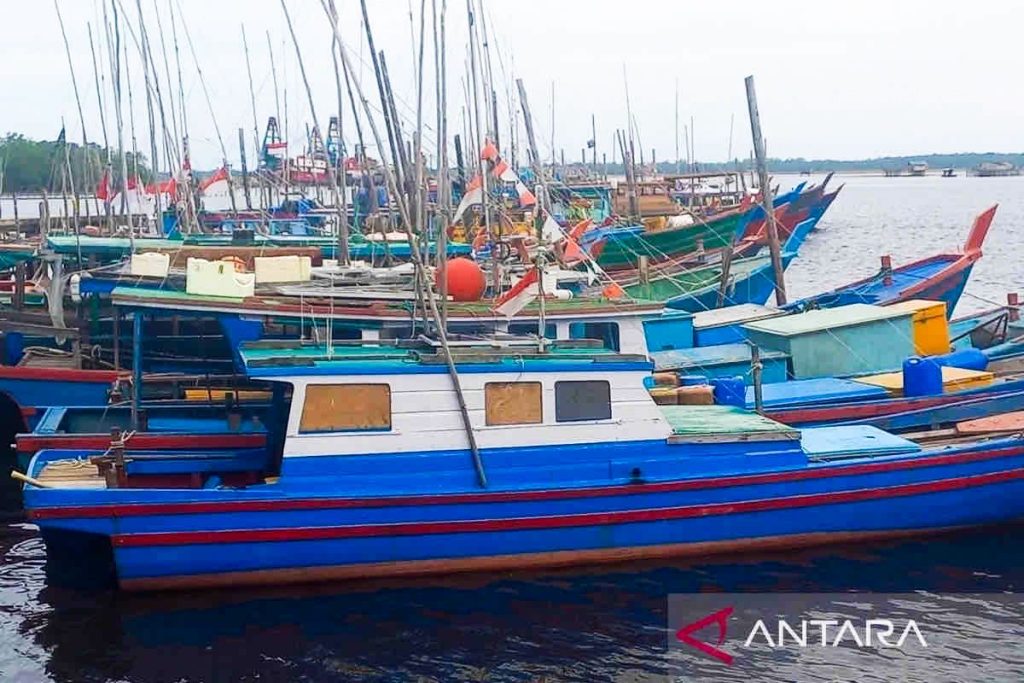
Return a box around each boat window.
[484,382,543,426]
[299,384,391,433]
[569,322,621,351]
[509,322,556,339]
[555,381,612,422]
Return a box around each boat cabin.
[239,339,672,470]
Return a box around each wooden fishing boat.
[44,231,471,264]
[21,338,1024,591]
[787,205,997,315]
[590,182,820,272]
[14,403,269,471]
[622,247,799,313]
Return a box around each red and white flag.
[198,166,230,195]
[96,170,111,202]
[492,267,539,319]
[452,139,536,223]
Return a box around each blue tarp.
[744,377,891,409]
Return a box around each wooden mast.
[744,74,787,305]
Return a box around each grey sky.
[4,0,1021,170]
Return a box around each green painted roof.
[660,405,800,442]
[238,340,652,376]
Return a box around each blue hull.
[25,437,1024,590]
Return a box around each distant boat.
[941,168,957,178]
[785,205,998,314]
[972,161,1020,177]
[908,161,929,177]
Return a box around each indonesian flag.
[145,177,178,196]
[198,166,230,195]
[452,139,536,223]
[561,218,594,265]
[265,141,288,159]
[482,140,536,208]
[453,175,484,224]
[96,169,111,202]
[492,267,539,319]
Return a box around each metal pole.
[751,343,764,415]
[238,128,252,210]
[744,75,787,305]
[131,311,143,430]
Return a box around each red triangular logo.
[675,606,734,665]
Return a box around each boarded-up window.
[555,381,612,422]
[300,384,391,433]
[485,382,543,426]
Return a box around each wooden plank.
[299,384,391,433]
[485,382,543,426]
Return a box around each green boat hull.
[595,210,747,271]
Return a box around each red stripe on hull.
[17,433,266,454]
[118,525,980,592]
[0,367,123,383]
[29,444,1024,521]
[111,468,1024,548]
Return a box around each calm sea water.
[1,172,1023,682]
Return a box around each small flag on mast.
[492,267,540,319]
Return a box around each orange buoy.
[439,257,486,301]
[602,282,626,299]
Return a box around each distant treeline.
[0,133,153,194]
[580,152,1024,175]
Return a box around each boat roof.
[744,303,911,337]
[238,338,653,377]
[109,285,665,320]
[692,303,784,330]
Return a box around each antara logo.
[675,606,735,665]
[675,607,928,665]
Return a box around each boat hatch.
[660,405,800,444]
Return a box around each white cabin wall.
[279,370,671,458]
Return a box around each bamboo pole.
[432,0,450,327]
[322,10,487,488]
[325,1,351,265]
[279,0,347,265]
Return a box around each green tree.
[0,132,152,194]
